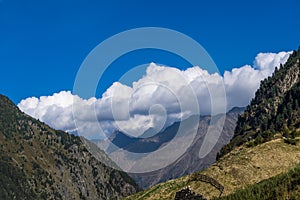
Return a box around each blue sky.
[1,0,300,103]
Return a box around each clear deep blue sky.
[1,0,300,103]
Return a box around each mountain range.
[126,47,300,199]
[2,47,300,200]
[94,107,244,189]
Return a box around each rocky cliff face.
[0,95,139,200]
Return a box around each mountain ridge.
[125,136,300,199]
[219,47,300,158]
[0,94,140,199]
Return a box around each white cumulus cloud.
[18,51,292,139]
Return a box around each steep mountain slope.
[125,137,300,200]
[0,94,139,200]
[219,48,300,157]
[95,108,243,189]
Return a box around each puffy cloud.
[18,91,74,131]
[224,51,292,109]
[254,52,291,76]
[18,51,292,139]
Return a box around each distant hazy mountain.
[0,95,139,200]
[94,107,244,188]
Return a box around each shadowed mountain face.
[103,120,182,154]
[94,107,244,189]
[0,94,139,200]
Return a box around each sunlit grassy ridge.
[218,164,300,200]
[124,137,300,200]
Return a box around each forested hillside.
[0,95,139,200]
[219,48,300,157]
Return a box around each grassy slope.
[219,164,300,200]
[125,137,300,200]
